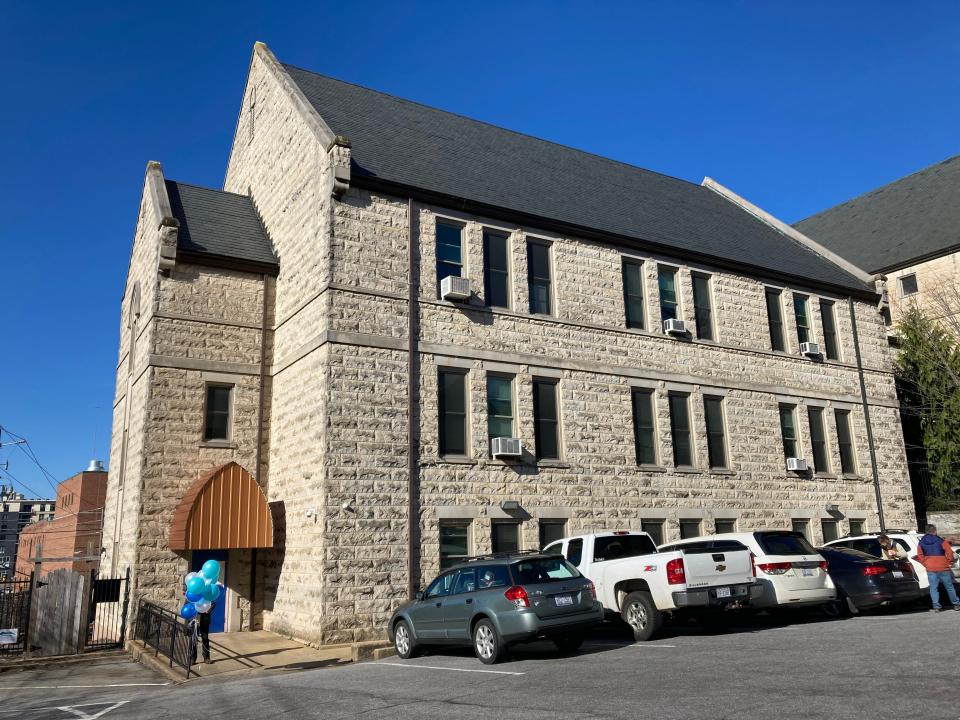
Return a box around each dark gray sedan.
[387,551,603,664]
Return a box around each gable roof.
[282,63,872,295]
[165,180,278,270]
[795,154,960,273]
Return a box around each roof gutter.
[350,174,881,302]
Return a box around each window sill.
[813,473,837,480]
[672,466,701,474]
[841,473,863,481]
[437,456,478,465]
[708,468,736,476]
[636,464,667,473]
[536,460,571,469]
[199,440,237,449]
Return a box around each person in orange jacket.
[916,524,960,611]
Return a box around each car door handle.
[465,598,473,604]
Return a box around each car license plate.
[716,587,731,599]
[555,595,574,607]
[801,568,815,577]
[893,571,904,578]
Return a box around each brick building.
[15,462,108,578]
[102,43,916,645]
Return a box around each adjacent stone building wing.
[795,154,960,273]
[282,63,871,295]
[169,462,273,551]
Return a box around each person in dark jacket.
[916,524,960,611]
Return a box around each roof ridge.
[796,152,960,225]
[280,62,706,192]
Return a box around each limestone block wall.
[887,251,960,329]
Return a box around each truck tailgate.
[680,547,753,588]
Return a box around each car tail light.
[757,562,792,575]
[819,561,828,572]
[863,565,889,576]
[750,553,757,578]
[504,585,530,608]
[666,557,686,585]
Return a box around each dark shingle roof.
[795,154,960,273]
[165,180,277,268]
[283,64,870,294]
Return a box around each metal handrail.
[133,599,197,678]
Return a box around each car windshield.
[755,531,818,556]
[511,557,581,584]
[592,534,657,562]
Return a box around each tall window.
[631,389,657,465]
[533,379,560,460]
[692,274,714,340]
[779,404,798,459]
[438,369,468,457]
[807,406,830,473]
[658,266,679,323]
[539,520,566,549]
[440,522,470,570]
[794,294,810,345]
[679,519,701,539]
[492,522,520,554]
[820,519,838,543]
[835,409,856,474]
[622,259,645,330]
[436,222,463,294]
[483,230,510,309]
[527,241,552,315]
[791,519,810,540]
[715,518,736,534]
[203,385,232,441]
[765,289,786,352]
[819,300,839,360]
[486,375,514,443]
[703,395,727,469]
[668,392,693,467]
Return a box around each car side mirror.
[415,591,425,601]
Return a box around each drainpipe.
[255,274,269,487]
[848,297,886,531]
[407,198,422,599]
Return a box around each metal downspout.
[407,198,421,599]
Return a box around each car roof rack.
[461,549,553,564]
[834,529,915,540]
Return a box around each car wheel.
[553,634,584,654]
[393,620,417,659]
[621,591,663,642]
[473,619,503,665]
[822,598,852,619]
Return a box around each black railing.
[0,574,32,656]
[133,599,197,678]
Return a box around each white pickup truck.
[544,531,758,640]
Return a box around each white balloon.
[194,599,212,614]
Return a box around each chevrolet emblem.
[716,564,726,572]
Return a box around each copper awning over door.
[169,461,273,551]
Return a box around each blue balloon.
[202,582,221,602]
[185,589,203,603]
[186,575,205,595]
[201,559,221,581]
[180,602,198,620]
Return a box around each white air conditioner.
[663,318,687,335]
[786,457,808,472]
[800,342,821,358]
[491,437,522,458]
[440,275,471,301]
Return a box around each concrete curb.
[0,649,126,673]
[126,640,189,684]
[351,640,392,663]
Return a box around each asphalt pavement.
[4,606,955,720]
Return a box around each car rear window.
[473,565,510,590]
[511,557,582,584]
[755,531,818,556]
[821,547,876,564]
[592,534,657,562]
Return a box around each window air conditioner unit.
[663,318,687,335]
[441,276,471,301]
[491,437,522,458]
[800,342,821,358]
[786,457,808,472]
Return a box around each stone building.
[15,462,108,578]
[796,154,960,331]
[103,42,916,645]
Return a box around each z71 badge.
[642,565,658,572]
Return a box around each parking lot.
[6,607,954,720]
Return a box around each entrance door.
[190,550,227,633]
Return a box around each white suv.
[824,532,960,591]
[662,530,835,609]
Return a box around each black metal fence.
[133,599,196,678]
[86,568,130,652]
[0,574,32,656]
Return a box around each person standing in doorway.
[183,575,216,664]
[915,524,960,612]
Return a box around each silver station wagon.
[388,551,604,664]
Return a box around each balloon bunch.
[179,559,222,620]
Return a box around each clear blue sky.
[1,2,958,497]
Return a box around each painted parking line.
[630,644,677,648]
[377,661,525,676]
[3,682,169,690]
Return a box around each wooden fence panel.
[29,569,85,656]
